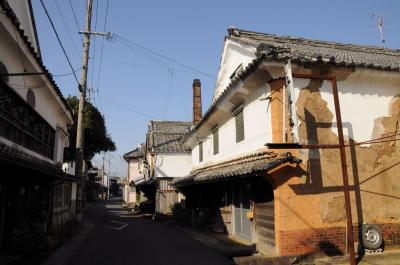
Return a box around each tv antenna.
[370,13,386,47]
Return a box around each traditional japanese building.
[0,0,79,251]
[176,27,400,257]
[123,143,145,206]
[137,120,191,214]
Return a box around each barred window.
[199,141,203,162]
[213,128,219,155]
[235,109,244,143]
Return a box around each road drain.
[108,220,128,231]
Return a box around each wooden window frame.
[199,141,203,162]
[234,107,245,143]
[213,127,219,155]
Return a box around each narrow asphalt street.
[64,198,233,265]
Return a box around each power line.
[118,38,170,69]
[68,0,83,43]
[39,0,81,89]
[163,67,174,119]
[100,95,156,119]
[52,67,82,77]
[95,0,110,116]
[90,0,99,93]
[54,0,81,60]
[114,33,216,80]
[92,57,167,70]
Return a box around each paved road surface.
[66,198,233,265]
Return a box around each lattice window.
[0,81,55,159]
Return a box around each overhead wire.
[39,0,81,89]
[89,0,99,103]
[100,95,156,119]
[52,67,82,77]
[117,40,170,69]
[163,66,174,120]
[68,0,83,44]
[54,0,81,61]
[107,153,127,175]
[92,57,168,70]
[114,33,216,80]
[95,0,110,116]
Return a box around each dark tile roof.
[230,27,400,71]
[185,27,400,140]
[174,149,301,187]
[149,120,191,134]
[0,142,79,181]
[123,143,145,160]
[0,1,73,119]
[147,120,191,154]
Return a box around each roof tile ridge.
[235,28,400,55]
[190,148,277,174]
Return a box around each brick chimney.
[192,79,202,124]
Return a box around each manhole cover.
[108,220,128,231]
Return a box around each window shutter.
[235,110,244,142]
[199,142,203,162]
[213,128,219,154]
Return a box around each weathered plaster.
[277,67,400,233]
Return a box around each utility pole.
[108,154,111,198]
[75,0,93,220]
[101,151,105,200]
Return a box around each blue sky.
[31,0,400,176]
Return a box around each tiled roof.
[0,142,79,181]
[185,27,400,140]
[123,143,145,160]
[149,120,191,134]
[174,149,301,187]
[0,1,73,119]
[230,27,400,71]
[147,120,191,154]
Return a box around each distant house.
[175,27,400,257]
[122,144,145,206]
[136,120,191,214]
[0,0,78,250]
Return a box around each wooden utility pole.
[107,154,111,198]
[101,151,105,200]
[75,0,93,219]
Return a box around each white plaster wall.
[0,18,71,163]
[8,0,40,53]
[128,158,143,182]
[292,68,400,143]
[154,153,192,178]
[192,84,272,167]
[213,39,256,102]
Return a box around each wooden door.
[233,183,252,241]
